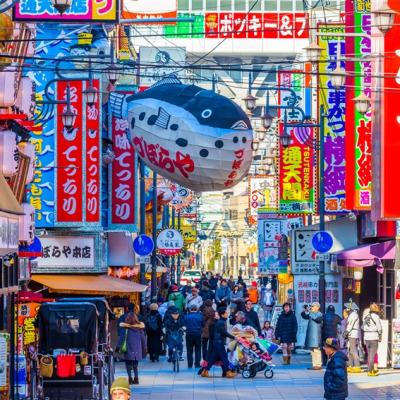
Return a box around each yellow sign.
[181,226,197,244]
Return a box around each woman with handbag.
[275,302,298,365]
[116,312,147,385]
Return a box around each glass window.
[295,0,304,10]
[234,0,247,10]
[206,0,218,10]
[264,0,277,11]
[178,0,190,10]
[280,0,294,11]
[220,0,233,11]
[249,0,262,10]
[192,0,204,10]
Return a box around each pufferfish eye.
[201,109,212,119]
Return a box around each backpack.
[362,313,377,331]
[147,314,159,332]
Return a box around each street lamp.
[62,106,76,130]
[106,63,120,84]
[261,108,274,129]
[303,41,323,63]
[256,127,267,141]
[330,65,346,89]
[353,93,371,115]
[280,130,293,148]
[83,84,98,106]
[51,0,72,14]
[251,139,260,152]
[372,6,397,34]
[243,93,257,112]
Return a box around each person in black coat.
[244,300,261,335]
[322,305,342,365]
[275,302,298,365]
[146,303,163,362]
[323,338,348,400]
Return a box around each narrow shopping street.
[114,354,400,400]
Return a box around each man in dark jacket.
[323,338,348,400]
[199,281,215,303]
[244,300,261,335]
[201,307,236,378]
[215,279,231,306]
[184,305,204,368]
[209,274,219,291]
[322,305,342,365]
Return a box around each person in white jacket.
[344,301,361,373]
[362,303,383,376]
[185,287,203,311]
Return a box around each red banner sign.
[279,125,315,214]
[85,80,101,223]
[204,12,308,39]
[373,10,400,219]
[56,81,84,223]
[111,116,135,225]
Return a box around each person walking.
[184,304,204,368]
[362,303,383,376]
[244,299,261,335]
[146,303,163,362]
[117,312,146,385]
[323,338,348,400]
[301,302,323,370]
[275,302,298,365]
[322,305,342,365]
[260,283,276,322]
[215,279,231,307]
[186,287,203,311]
[201,299,215,360]
[168,285,186,312]
[199,281,215,303]
[201,307,237,378]
[164,307,185,362]
[344,301,362,373]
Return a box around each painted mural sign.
[345,0,372,210]
[14,0,117,22]
[279,125,315,214]
[318,24,347,213]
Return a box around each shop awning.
[332,240,395,267]
[0,173,23,215]
[30,274,147,296]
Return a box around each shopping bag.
[120,329,128,353]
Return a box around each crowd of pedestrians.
[113,271,384,400]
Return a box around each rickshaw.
[35,301,115,400]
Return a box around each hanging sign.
[0,131,18,177]
[157,229,183,256]
[121,0,177,23]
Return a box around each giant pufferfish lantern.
[110,77,253,192]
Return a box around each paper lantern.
[110,77,253,191]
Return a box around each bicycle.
[169,328,185,373]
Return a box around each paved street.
[114,354,400,400]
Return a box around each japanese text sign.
[33,236,95,272]
[85,80,101,223]
[110,116,136,226]
[204,12,308,39]
[249,176,278,223]
[345,0,372,210]
[279,125,315,214]
[14,0,117,22]
[157,229,183,256]
[318,24,347,213]
[56,80,84,223]
[373,4,400,219]
[121,0,177,23]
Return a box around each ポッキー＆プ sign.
[13,0,118,22]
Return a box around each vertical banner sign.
[318,24,347,213]
[345,0,372,210]
[56,80,83,223]
[279,124,315,214]
[249,176,277,223]
[85,80,101,223]
[374,1,400,219]
[111,116,136,226]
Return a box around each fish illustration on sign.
[110,76,253,191]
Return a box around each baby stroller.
[235,337,279,379]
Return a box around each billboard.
[345,0,372,210]
[14,0,117,22]
[121,0,177,22]
[372,2,400,219]
[110,116,136,228]
[318,24,347,213]
[248,176,277,223]
[278,124,315,214]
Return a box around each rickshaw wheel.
[264,368,274,379]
